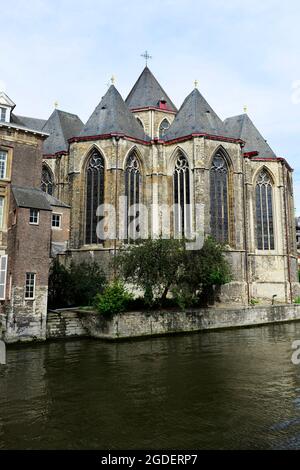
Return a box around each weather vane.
[111,75,115,85]
[194,79,199,89]
[141,50,152,66]
[54,101,58,109]
[243,104,248,113]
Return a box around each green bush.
[293,296,300,304]
[94,281,133,317]
[48,259,106,309]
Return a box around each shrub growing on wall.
[94,281,133,317]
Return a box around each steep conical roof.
[125,66,177,112]
[223,113,276,158]
[164,88,226,140]
[42,109,83,154]
[80,85,146,140]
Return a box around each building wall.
[59,132,299,305]
[4,201,51,342]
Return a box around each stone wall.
[46,304,300,341]
[46,309,88,339]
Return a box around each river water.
[1,322,300,449]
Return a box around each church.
[0,64,299,341]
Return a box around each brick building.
[0,92,70,342]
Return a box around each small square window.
[25,272,35,299]
[29,208,39,225]
[52,213,61,228]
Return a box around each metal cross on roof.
[141,50,152,66]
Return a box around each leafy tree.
[176,237,232,307]
[48,259,106,308]
[115,238,185,306]
[115,237,231,308]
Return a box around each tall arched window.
[159,118,170,138]
[255,169,274,250]
[85,149,105,244]
[173,152,191,236]
[210,151,229,243]
[125,151,141,240]
[41,165,54,195]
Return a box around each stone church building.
[0,66,299,341]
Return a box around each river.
[1,322,300,449]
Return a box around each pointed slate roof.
[125,66,177,112]
[80,85,146,140]
[164,88,226,140]
[42,109,84,155]
[223,113,276,158]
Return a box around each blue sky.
[1,0,300,211]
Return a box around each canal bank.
[44,304,300,342]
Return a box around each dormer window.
[0,92,15,124]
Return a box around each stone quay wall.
[46,304,300,341]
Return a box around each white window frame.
[52,212,62,229]
[0,107,7,123]
[29,208,40,225]
[0,255,8,300]
[0,197,4,229]
[25,272,36,300]
[0,150,7,180]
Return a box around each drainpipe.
[282,161,293,302]
[242,155,250,304]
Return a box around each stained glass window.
[255,169,274,250]
[85,150,104,244]
[41,166,54,195]
[125,151,141,240]
[173,152,191,236]
[210,151,229,243]
[159,118,170,138]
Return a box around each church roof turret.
[125,66,177,112]
[223,113,276,158]
[164,87,226,140]
[80,85,147,140]
[42,109,84,155]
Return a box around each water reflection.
[1,323,300,449]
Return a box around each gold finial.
[54,101,58,109]
[194,79,198,89]
[111,75,115,85]
[243,104,248,113]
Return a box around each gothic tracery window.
[255,169,274,250]
[85,149,105,244]
[41,166,54,195]
[125,151,141,240]
[159,118,170,138]
[210,151,229,243]
[173,152,191,236]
